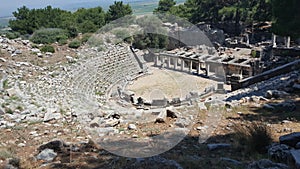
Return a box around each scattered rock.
[132,134,138,138]
[6,88,17,97]
[37,53,43,57]
[43,108,61,122]
[128,124,137,130]
[89,117,101,128]
[207,143,231,151]
[175,118,190,128]
[66,56,76,63]
[198,102,208,110]
[0,107,5,115]
[290,149,300,169]
[38,140,64,152]
[265,90,288,99]
[36,149,57,162]
[31,48,41,53]
[104,119,120,127]
[45,52,53,56]
[293,84,300,90]
[247,159,290,169]
[280,132,300,147]
[0,57,7,62]
[220,157,242,166]
[14,50,22,55]
[17,143,26,147]
[155,110,166,123]
[268,143,292,163]
[296,142,300,149]
[166,109,178,118]
[263,103,275,110]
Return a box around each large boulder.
[38,140,65,152]
[268,143,292,163]
[280,132,300,147]
[36,149,57,162]
[290,149,300,169]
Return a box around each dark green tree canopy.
[106,1,133,22]
[154,0,176,14]
[271,0,300,38]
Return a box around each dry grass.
[233,122,273,154]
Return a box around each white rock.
[89,117,101,128]
[43,108,61,122]
[0,57,6,62]
[37,53,43,57]
[31,48,41,53]
[18,143,26,147]
[128,124,137,130]
[36,149,57,162]
[6,88,17,96]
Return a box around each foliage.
[132,15,169,49]
[68,39,81,49]
[233,122,273,153]
[9,6,74,35]
[40,45,55,53]
[80,33,92,43]
[154,0,176,14]
[74,7,106,33]
[164,0,272,26]
[30,28,68,44]
[271,0,300,38]
[2,31,21,39]
[106,1,133,23]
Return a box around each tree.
[271,0,300,38]
[9,6,35,34]
[74,7,105,33]
[106,1,132,23]
[154,0,176,14]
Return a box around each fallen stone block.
[280,132,300,147]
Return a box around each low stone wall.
[232,59,300,90]
[273,47,300,57]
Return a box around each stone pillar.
[206,64,210,76]
[154,55,159,66]
[167,57,171,68]
[181,59,184,71]
[287,36,291,48]
[246,33,249,45]
[174,58,178,70]
[189,60,193,73]
[161,56,165,68]
[197,62,201,75]
[272,34,277,48]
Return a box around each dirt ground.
[127,64,230,101]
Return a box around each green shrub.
[251,50,258,58]
[68,40,81,49]
[233,122,273,153]
[5,31,21,39]
[81,33,92,43]
[87,36,103,47]
[30,28,68,44]
[58,38,68,45]
[40,45,55,53]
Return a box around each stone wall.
[231,59,300,90]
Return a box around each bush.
[40,45,55,53]
[81,33,92,43]
[6,31,21,39]
[233,122,273,153]
[30,28,69,44]
[68,40,81,49]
